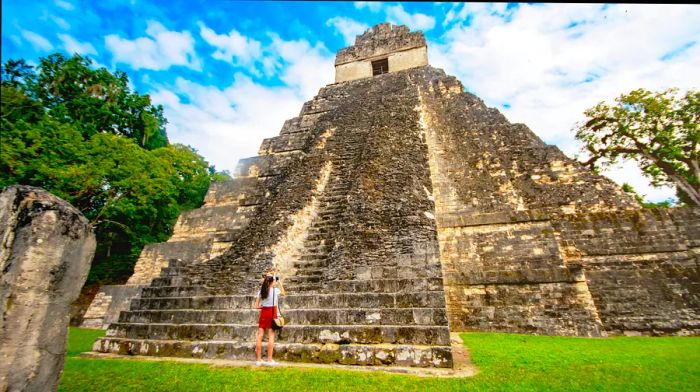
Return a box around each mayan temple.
[90,24,699,368]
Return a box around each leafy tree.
[621,183,674,209]
[2,53,168,149]
[575,88,700,206]
[1,59,34,88]
[1,54,230,284]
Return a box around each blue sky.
[3,1,700,201]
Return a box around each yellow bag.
[272,289,286,330]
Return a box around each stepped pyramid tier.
[91,23,700,367]
[81,171,262,328]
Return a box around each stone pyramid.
[92,24,699,367]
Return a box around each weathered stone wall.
[0,186,95,392]
[335,23,428,83]
[127,177,264,285]
[336,23,426,65]
[94,63,455,368]
[411,67,698,336]
[81,285,145,329]
[335,46,428,83]
[554,208,699,335]
[186,66,444,294]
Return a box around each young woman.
[253,275,285,366]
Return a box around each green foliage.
[1,54,228,284]
[2,53,168,149]
[575,88,700,207]
[62,328,700,391]
[621,183,675,209]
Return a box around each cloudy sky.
[3,1,699,202]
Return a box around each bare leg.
[255,327,265,361]
[267,328,275,361]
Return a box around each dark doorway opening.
[371,58,389,76]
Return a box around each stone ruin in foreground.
[89,24,699,368]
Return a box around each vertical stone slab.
[0,185,95,392]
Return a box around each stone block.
[0,186,95,392]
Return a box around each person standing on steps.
[253,274,285,366]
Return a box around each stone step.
[306,232,334,240]
[285,274,324,283]
[303,238,331,245]
[317,214,344,222]
[150,276,191,287]
[106,323,451,345]
[299,255,327,262]
[130,291,445,311]
[312,223,341,230]
[319,195,347,201]
[289,267,326,274]
[282,284,323,293]
[319,206,344,212]
[300,241,331,249]
[160,267,183,277]
[93,337,453,368]
[119,308,448,326]
[326,278,445,293]
[318,204,346,211]
[298,249,327,257]
[141,286,210,298]
[282,279,445,295]
[292,260,327,269]
[326,183,351,190]
[167,259,186,268]
[293,256,327,264]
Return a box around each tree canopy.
[2,54,168,149]
[1,53,231,284]
[575,88,700,206]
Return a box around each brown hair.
[260,276,274,300]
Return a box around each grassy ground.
[60,328,700,391]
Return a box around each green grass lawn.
[60,328,700,391]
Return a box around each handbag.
[272,288,286,330]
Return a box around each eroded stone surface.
[0,185,95,392]
[93,23,698,372]
[335,23,428,83]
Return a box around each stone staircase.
[283,127,364,293]
[93,72,454,368]
[94,260,453,366]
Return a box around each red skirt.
[258,306,277,329]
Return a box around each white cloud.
[198,22,262,69]
[20,30,53,51]
[267,34,335,98]
[431,3,700,201]
[353,1,436,31]
[326,16,369,46]
[605,161,676,202]
[152,75,304,173]
[58,33,97,55]
[51,15,70,30]
[386,4,436,31]
[105,20,200,71]
[354,1,381,13]
[55,0,74,11]
[151,35,334,173]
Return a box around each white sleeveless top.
[257,287,279,308]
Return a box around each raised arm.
[278,279,286,297]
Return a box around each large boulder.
[0,185,95,392]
